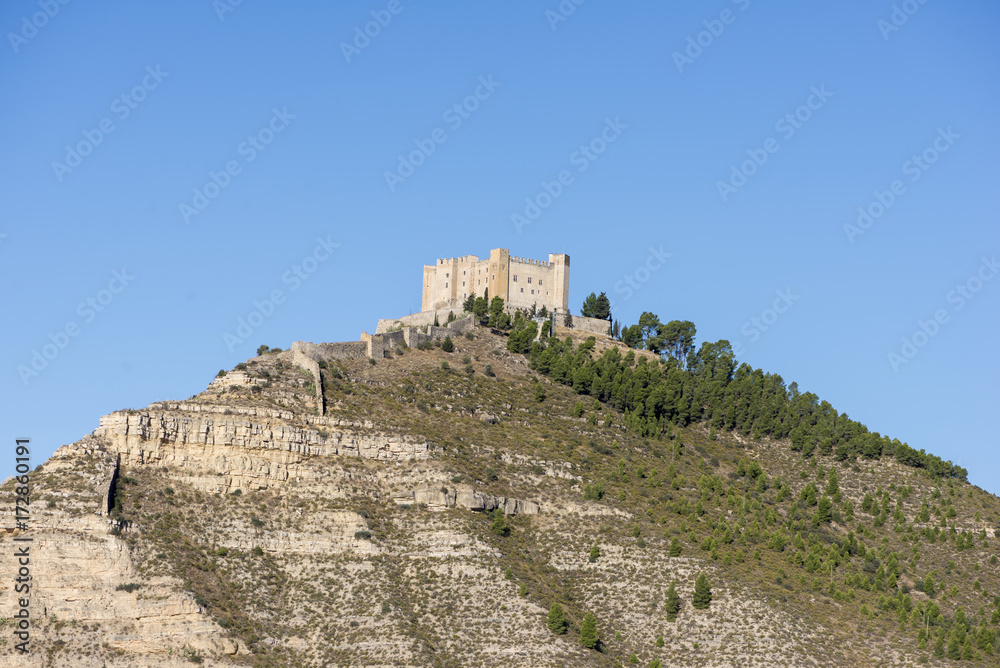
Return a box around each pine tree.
[441,336,454,352]
[923,574,935,597]
[669,537,682,557]
[826,470,839,496]
[580,612,598,649]
[664,581,681,621]
[814,497,832,525]
[547,603,567,635]
[933,632,945,658]
[692,573,712,610]
[947,629,962,660]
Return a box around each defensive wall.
[566,315,613,337]
[291,315,477,414]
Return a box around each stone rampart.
[568,315,612,337]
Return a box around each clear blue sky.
[2,1,998,493]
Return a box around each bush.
[115,583,141,593]
[490,509,510,537]
[441,336,454,353]
[216,370,226,378]
[484,364,495,377]
[354,530,372,540]
[257,345,270,356]
[251,546,263,556]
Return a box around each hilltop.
[1,313,998,667]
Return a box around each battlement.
[435,254,480,265]
[510,256,550,268]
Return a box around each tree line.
[502,309,967,482]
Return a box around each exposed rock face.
[392,488,541,515]
[0,442,247,667]
[0,364,554,667]
[96,408,430,493]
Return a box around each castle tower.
[549,253,570,314]
[487,248,510,304]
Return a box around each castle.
[422,248,570,314]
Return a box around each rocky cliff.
[1,328,997,667]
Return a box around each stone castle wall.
[567,315,612,337]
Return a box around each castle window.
[445,283,448,288]
[520,288,524,293]
[527,277,532,284]
[513,275,517,282]
[446,273,449,278]
[538,280,542,286]
[462,281,465,286]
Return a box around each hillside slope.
[1,324,998,667]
